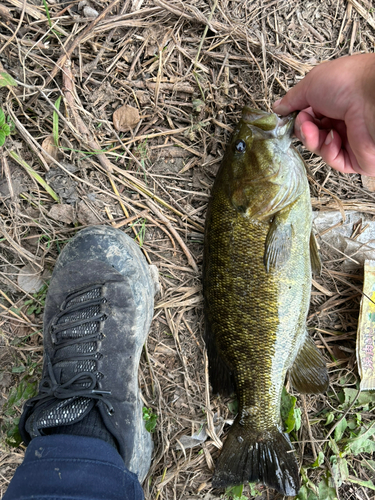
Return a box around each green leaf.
[227,399,238,414]
[11,365,26,374]
[312,451,325,468]
[7,116,16,134]
[362,459,375,473]
[225,484,243,497]
[297,485,318,500]
[342,421,375,456]
[294,407,302,431]
[3,417,22,447]
[42,0,52,27]
[53,96,61,146]
[0,108,5,126]
[334,417,347,441]
[280,387,297,433]
[224,484,249,499]
[347,477,375,490]
[143,407,158,432]
[330,455,349,488]
[325,412,335,425]
[0,131,5,147]
[2,123,11,136]
[343,388,375,411]
[0,71,17,87]
[248,482,262,497]
[4,381,38,418]
[317,478,337,500]
[145,413,158,432]
[9,151,59,202]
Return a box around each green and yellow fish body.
[203,107,328,495]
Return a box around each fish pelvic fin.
[290,333,329,394]
[212,421,300,496]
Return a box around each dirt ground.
[1,0,375,499]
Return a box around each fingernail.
[300,128,305,143]
[325,130,334,145]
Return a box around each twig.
[0,0,26,55]
[146,200,198,273]
[25,0,122,108]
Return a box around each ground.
[1,0,375,499]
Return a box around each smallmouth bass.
[203,107,329,495]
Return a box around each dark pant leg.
[3,434,144,500]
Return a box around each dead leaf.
[18,264,44,293]
[83,6,99,18]
[48,204,75,224]
[77,200,101,225]
[113,104,140,132]
[176,426,208,451]
[41,134,59,163]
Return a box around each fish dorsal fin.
[310,231,322,275]
[290,333,329,394]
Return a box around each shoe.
[19,225,157,482]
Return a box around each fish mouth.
[276,112,297,138]
[241,106,296,138]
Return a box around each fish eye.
[235,140,246,153]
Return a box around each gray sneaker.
[19,226,156,482]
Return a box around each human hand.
[273,54,375,176]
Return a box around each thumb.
[273,76,312,115]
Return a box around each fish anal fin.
[204,324,234,396]
[290,334,329,394]
[310,231,322,275]
[212,421,300,496]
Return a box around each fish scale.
[203,107,329,495]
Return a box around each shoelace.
[29,283,114,414]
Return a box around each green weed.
[23,284,48,316]
[130,218,147,247]
[53,96,62,146]
[299,387,375,499]
[2,380,38,447]
[143,407,158,432]
[0,71,17,87]
[0,109,12,147]
[222,484,247,500]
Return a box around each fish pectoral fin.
[290,333,329,394]
[212,421,300,496]
[264,219,292,273]
[310,231,322,275]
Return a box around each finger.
[315,130,363,175]
[295,118,327,152]
[296,123,362,174]
[295,110,321,131]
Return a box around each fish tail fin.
[212,420,300,496]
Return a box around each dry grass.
[1,0,375,499]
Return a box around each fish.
[203,107,329,496]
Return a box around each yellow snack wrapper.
[357,260,375,390]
